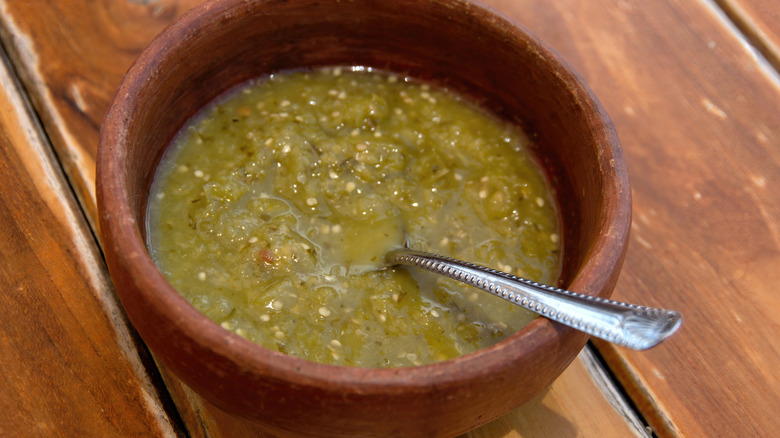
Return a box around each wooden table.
[1,1,777,436]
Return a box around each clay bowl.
[97,0,631,436]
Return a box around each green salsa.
[147,67,561,367]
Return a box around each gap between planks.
[703,0,780,84]
[580,345,652,437]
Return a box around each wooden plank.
[0,46,181,437]
[481,0,780,436]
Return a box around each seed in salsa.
[146,66,561,367]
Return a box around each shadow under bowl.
[97,0,631,436]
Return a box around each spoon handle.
[387,249,681,350]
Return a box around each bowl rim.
[98,0,631,395]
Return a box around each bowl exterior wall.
[98,0,630,436]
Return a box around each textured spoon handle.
[387,249,682,350]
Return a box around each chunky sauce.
[147,67,561,367]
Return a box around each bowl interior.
[123,0,622,291]
[98,0,630,436]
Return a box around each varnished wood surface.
[0,0,778,436]
[0,0,202,229]
[0,47,180,437]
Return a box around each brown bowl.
[97,0,631,436]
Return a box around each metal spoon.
[386,248,682,350]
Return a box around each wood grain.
[0,47,181,437]
[714,0,780,71]
[483,0,780,435]
[0,0,202,229]
[0,0,778,436]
